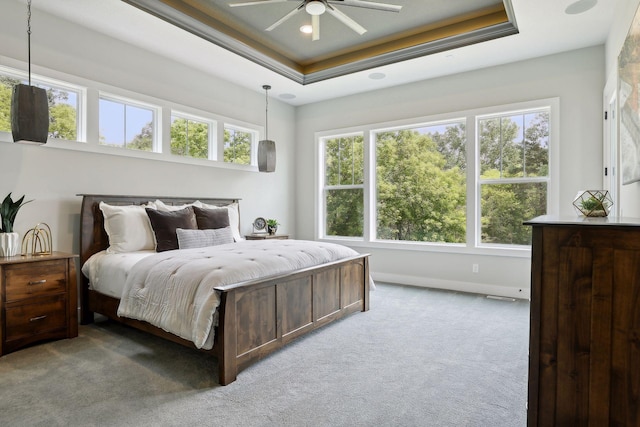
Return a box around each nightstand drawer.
[5,295,67,342]
[4,259,67,301]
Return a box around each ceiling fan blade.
[312,14,320,41]
[265,6,302,31]
[326,5,367,35]
[229,0,291,7]
[328,0,402,13]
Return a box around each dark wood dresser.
[0,252,78,355]
[525,216,640,426]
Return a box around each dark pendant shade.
[258,139,276,173]
[11,83,49,144]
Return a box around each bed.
[78,194,370,385]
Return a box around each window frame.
[98,92,161,152]
[0,65,87,143]
[222,123,259,166]
[473,100,559,250]
[319,131,366,240]
[371,117,468,245]
[170,110,216,160]
[316,98,559,257]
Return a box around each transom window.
[0,69,83,141]
[0,64,263,171]
[99,95,157,151]
[170,113,211,159]
[224,125,254,165]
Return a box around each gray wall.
[295,46,605,298]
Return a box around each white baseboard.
[372,272,531,300]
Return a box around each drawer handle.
[28,279,47,285]
[30,315,48,322]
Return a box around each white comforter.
[117,240,360,349]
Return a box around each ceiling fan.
[229,0,402,41]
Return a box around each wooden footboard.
[78,194,370,385]
[215,254,369,385]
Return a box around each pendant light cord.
[27,0,32,86]
[263,84,271,140]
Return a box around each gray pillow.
[145,206,197,252]
[193,206,230,230]
[176,226,234,249]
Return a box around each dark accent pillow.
[193,206,230,230]
[145,206,197,252]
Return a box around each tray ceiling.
[122,0,518,84]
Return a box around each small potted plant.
[266,219,279,235]
[0,193,32,257]
[572,190,612,217]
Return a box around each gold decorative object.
[572,190,613,217]
[21,223,52,256]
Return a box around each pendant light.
[11,0,49,144]
[258,85,276,173]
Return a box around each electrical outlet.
[472,264,479,273]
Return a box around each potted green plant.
[573,190,612,217]
[266,219,279,235]
[0,193,32,257]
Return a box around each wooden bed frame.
[78,194,370,385]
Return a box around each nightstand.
[0,252,78,356]
[245,234,289,240]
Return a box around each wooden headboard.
[78,194,240,268]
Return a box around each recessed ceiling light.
[279,93,296,100]
[565,0,597,15]
[368,72,386,80]
[300,25,313,34]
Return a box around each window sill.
[1,134,259,172]
[318,237,532,258]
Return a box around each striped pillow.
[176,227,234,249]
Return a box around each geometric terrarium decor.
[572,190,613,217]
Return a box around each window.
[0,70,83,141]
[322,134,364,237]
[224,126,253,165]
[375,121,466,243]
[170,113,210,159]
[99,95,157,151]
[0,64,267,171]
[478,109,549,245]
[318,99,556,251]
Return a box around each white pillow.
[197,201,244,242]
[176,227,234,249]
[154,199,203,212]
[100,201,157,253]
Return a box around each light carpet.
[0,284,530,426]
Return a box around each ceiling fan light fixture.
[305,1,326,16]
[300,24,313,34]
